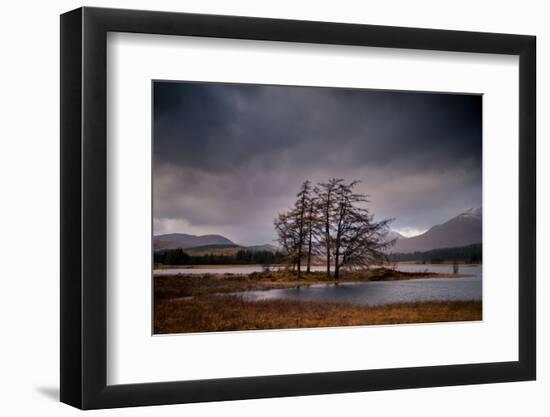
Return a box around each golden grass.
[153,268,480,334]
[154,296,482,334]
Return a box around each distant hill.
[182,243,281,256]
[390,207,482,253]
[153,233,236,250]
[154,233,280,255]
[246,244,279,253]
[183,244,241,256]
[388,243,482,263]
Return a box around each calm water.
[154,264,482,306]
[154,265,327,275]
[240,274,481,306]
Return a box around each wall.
[0,0,546,415]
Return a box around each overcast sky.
[153,81,482,245]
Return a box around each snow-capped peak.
[458,207,482,220]
[386,230,404,241]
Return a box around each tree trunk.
[325,198,331,277]
[334,250,340,280]
[297,194,307,279]
[334,203,344,281]
[306,224,312,273]
[325,221,331,278]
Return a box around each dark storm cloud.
[153,81,482,245]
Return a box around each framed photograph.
[60,7,536,409]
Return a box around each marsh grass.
[153,268,479,334]
[154,296,482,334]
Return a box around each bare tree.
[316,178,343,277]
[273,211,300,270]
[275,178,393,280]
[274,180,316,277]
[305,186,319,272]
[332,180,359,280]
[330,181,394,278]
[338,213,394,273]
[294,181,311,278]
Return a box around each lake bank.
[154,262,480,276]
[154,268,472,299]
[153,266,482,334]
[154,296,482,334]
[155,261,481,269]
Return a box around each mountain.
[181,243,280,256]
[390,207,482,253]
[387,243,482,263]
[246,244,279,253]
[183,244,241,256]
[154,233,280,255]
[385,230,404,242]
[153,233,236,250]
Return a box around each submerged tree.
[452,260,459,274]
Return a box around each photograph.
[152,81,483,334]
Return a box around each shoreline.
[154,268,474,299]
[154,267,481,334]
[156,262,482,270]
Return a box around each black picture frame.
[60,6,536,410]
